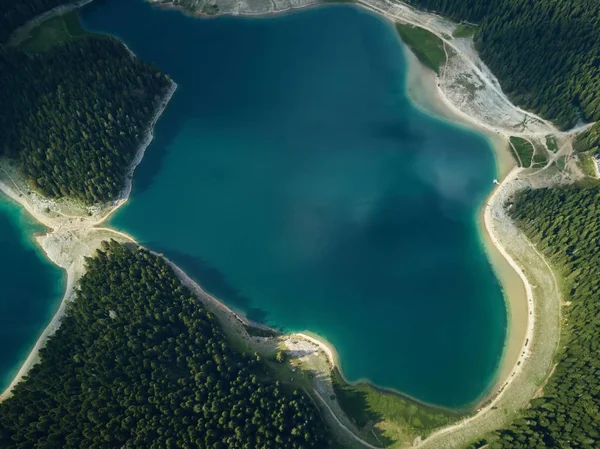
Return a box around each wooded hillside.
[0,37,170,204]
[0,241,330,449]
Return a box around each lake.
[81,0,507,408]
[0,195,65,392]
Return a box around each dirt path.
[509,141,523,167]
[313,389,383,449]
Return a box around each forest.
[466,186,600,448]
[0,241,330,449]
[575,122,600,155]
[0,36,170,204]
[406,0,600,129]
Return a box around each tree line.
[0,37,170,204]
[467,186,600,448]
[406,0,600,130]
[575,122,600,155]
[0,241,331,449]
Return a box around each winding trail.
[313,389,383,449]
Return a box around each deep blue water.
[0,196,65,392]
[82,0,507,408]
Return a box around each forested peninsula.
[1,1,170,204]
[0,241,331,449]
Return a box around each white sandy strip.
[0,267,76,402]
[294,333,337,368]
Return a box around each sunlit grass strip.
[395,23,446,74]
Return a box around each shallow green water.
[0,195,65,392]
[82,0,507,408]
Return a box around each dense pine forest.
[465,187,600,448]
[0,33,170,204]
[0,0,70,42]
[575,122,600,154]
[0,241,330,449]
[407,0,600,129]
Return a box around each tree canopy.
[0,241,331,449]
[0,37,170,204]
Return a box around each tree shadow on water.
[148,243,272,326]
[131,93,190,196]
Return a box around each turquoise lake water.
[81,0,507,408]
[0,195,65,392]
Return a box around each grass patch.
[19,11,86,53]
[530,148,549,169]
[510,136,535,168]
[331,368,461,447]
[531,153,549,169]
[395,23,446,74]
[508,142,522,167]
[453,23,478,38]
[545,135,559,153]
[578,153,598,177]
[533,153,548,165]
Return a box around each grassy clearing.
[453,23,478,38]
[545,135,559,153]
[531,154,548,169]
[510,136,535,168]
[578,153,598,177]
[530,143,549,169]
[508,142,522,167]
[19,11,86,53]
[331,368,462,447]
[395,23,446,74]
